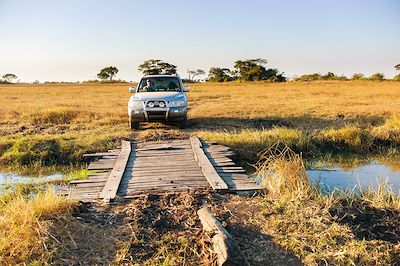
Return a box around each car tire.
[129,118,139,130]
[177,117,188,129]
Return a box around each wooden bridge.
[63,137,261,202]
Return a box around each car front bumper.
[130,107,187,122]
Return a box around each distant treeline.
[1,62,400,84]
[43,79,129,84]
[292,72,400,82]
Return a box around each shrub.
[293,72,348,82]
[352,73,364,80]
[368,73,385,81]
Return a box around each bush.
[293,72,348,82]
[352,73,364,80]
[393,74,400,81]
[368,73,385,81]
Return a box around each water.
[0,172,65,195]
[307,162,400,193]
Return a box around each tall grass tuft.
[22,109,82,125]
[358,177,400,210]
[0,189,73,264]
[255,143,311,201]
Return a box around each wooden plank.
[133,154,195,158]
[126,174,205,180]
[127,167,202,173]
[131,161,198,167]
[124,182,209,190]
[87,163,114,170]
[190,137,228,190]
[197,207,248,266]
[99,140,132,202]
[212,162,236,167]
[126,178,208,184]
[205,154,234,159]
[124,186,207,195]
[75,182,107,188]
[129,167,201,172]
[206,151,235,156]
[125,181,208,188]
[128,174,207,180]
[83,152,119,158]
[210,159,234,163]
[69,179,107,184]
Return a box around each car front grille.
[146,111,167,121]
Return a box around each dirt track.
[46,192,301,265]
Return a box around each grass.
[254,146,400,265]
[1,81,400,168]
[1,81,400,264]
[0,189,73,264]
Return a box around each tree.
[395,64,400,71]
[369,73,384,81]
[138,59,177,75]
[97,66,118,80]
[352,73,364,80]
[233,58,286,82]
[207,67,233,82]
[187,69,206,81]
[234,58,267,81]
[2,73,17,83]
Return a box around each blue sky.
[0,0,399,82]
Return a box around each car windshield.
[137,77,181,92]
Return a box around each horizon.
[1,0,399,82]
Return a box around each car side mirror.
[183,86,190,92]
[129,86,136,93]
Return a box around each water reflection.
[307,162,400,192]
[0,172,65,194]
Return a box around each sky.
[0,0,399,82]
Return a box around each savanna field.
[1,81,400,265]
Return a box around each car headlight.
[169,100,186,107]
[129,100,143,110]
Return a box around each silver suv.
[128,74,189,130]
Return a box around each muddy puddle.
[307,162,400,193]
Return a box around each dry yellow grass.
[0,81,399,167]
[1,81,399,127]
[1,81,400,265]
[254,147,400,265]
[0,189,73,264]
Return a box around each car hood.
[131,92,184,102]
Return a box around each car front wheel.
[177,117,188,129]
[129,118,139,130]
